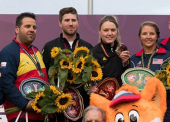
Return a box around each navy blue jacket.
[129,46,170,72]
[0,41,28,109]
[157,37,170,51]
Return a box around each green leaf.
[41,104,57,114]
[62,49,72,54]
[85,54,93,64]
[161,63,168,70]
[38,99,49,108]
[68,53,74,61]
[48,65,57,76]
[26,92,38,99]
[49,76,56,86]
[43,86,52,96]
[167,59,170,63]
[39,96,55,105]
[75,73,83,84]
[54,53,66,65]
[155,70,162,75]
[82,66,92,82]
[162,78,167,86]
[54,55,61,65]
[51,94,58,99]
[73,57,80,64]
[60,54,67,60]
[76,50,88,57]
[165,86,170,90]
[58,68,68,89]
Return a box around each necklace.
[141,48,157,69]
[100,42,117,57]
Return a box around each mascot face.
[90,77,167,122]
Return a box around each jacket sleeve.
[42,44,51,73]
[0,49,28,109]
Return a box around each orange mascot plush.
[90,77,167,122]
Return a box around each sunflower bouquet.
[155,58,170,89]
[49,46,103,90]
[26,85,72,122]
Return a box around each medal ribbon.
[141,48,157,69]
[63,40,79,49]
[100,42,117,58]
[63,39,79,55]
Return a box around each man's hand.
[25,100,34,111]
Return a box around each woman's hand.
[119,50,130,66]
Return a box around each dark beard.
[63,30,76,36]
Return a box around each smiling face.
[99,21,117,45]
[139,25,158,49]
[58,13,79,37]
[15,17,37,46]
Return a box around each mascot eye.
[115,113,124,122]
[128,110,139,122]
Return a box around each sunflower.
[66,71,76,84]
[90,68,103,82]
[60,58,72,69]
[51,47,60,58]
[55,93,72,110]
[166,63,170,74]
[91,60,100,68]
[73,46,89,57]
[155,73,165,79]
[31,92,45,113]
[73,57,85,73]
[50,85,62,95]
[167,76,170,86]
[56,108,62,113]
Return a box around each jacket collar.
[60,33,80,41]
[101,39,117,50]
[13,38,32,52]
[135,46,166,56]
[160,37,170,45]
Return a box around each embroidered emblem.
[152,58,163,64]
[0,62,7,68]
[137,61,141,65]
[25,60,29,65]
[136,61,142,67]
[103,57,107,61]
